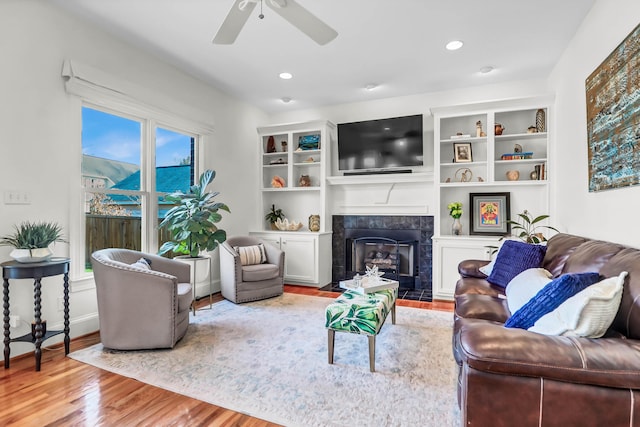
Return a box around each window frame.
[72,101,207,285]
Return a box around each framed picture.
[453,142,472,163]
[586,22,640,192]
[469,192,511,236]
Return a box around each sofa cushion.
[505,268,553,313]
[242,263,279,282]
[234,244,267,266]
[487,240,547,288]
[505,272,601,329]
[455,294,510,324]
[529,271,627,337]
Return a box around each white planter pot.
[10,247,53,263]
[175,255,211,286]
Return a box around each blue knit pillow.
[486,240,547,288]
[505,272,601,329]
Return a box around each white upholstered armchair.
[220,236,284,303]
[91,248,192,350]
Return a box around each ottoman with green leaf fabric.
[325,289,397,372]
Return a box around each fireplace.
[346,233,419,289]
[332,215,434,300]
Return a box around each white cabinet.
[432,236,497,300]
[431,96,554,301]
[250,231,332,287]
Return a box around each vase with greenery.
[265,204,285,230]
[508,210,558,243]
[0,221,66,263]
[448,201,463,235]
[158,169,230,258]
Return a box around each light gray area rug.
[70,293,460,427]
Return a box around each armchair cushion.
[177,282,193,312]
[235,244,267,266]
[242,263,280,282]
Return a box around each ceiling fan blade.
[213,0,257,44]
[266,0,337,45]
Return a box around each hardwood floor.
[0,286,453,426]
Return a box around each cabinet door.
[433,239,491,300]
[281,235,316,283]
[258,235,282,249]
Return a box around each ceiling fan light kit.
[213,0,338,45]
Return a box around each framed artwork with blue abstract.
[585,22,640,192]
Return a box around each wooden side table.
[2,257,70,371]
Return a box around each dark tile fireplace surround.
[328,215,434,301]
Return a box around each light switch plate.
[4,191,31,205]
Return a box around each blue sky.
[82,107,192,167]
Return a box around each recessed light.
[364,83,378,91]
[479,66,494,74]
[279,72,293,80]
[281,97,292,103]
[445,40,464,51]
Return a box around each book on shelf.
[501,152,533,160]
[534,162,547,180]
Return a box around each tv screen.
[338,114,423,173]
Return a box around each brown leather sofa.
[452,233,640,427]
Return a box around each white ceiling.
[51,0,595,114]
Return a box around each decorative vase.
[452,218,462,235]
[536,109,546,133]
[308,214,320,232]
[10,248,53,263]
[506,170,520,181]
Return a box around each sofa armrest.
[458,259,490,278]
[456,321,640,389]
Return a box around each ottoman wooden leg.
[328,329,335,364]
[368,335,376,372]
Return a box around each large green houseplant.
[0,221,66,263]
[158,169,230,257]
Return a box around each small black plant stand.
[2,258,70,371]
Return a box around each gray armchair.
[91,248,192,350]
[220,236,284,303]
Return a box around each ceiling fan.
[213,0,338,45]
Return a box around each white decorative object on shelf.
[274,218,303,231]
[339,276,399,295]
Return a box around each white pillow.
[505,268,553,313]
[234,244,267,266]
[130,257,151,270]
[528,271,627,338]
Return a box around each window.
[81,106,197,272]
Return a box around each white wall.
[0,0,266,357]
[548,0,640,246]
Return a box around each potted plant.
[158,169,230,257]
[0,221,66,263]
[508,210,558,243]
[447,201,463,235]
[265,204,285,230]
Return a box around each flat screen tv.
[337,114,423,174]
